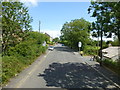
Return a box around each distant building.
[44,33,53,42]
[102,46,120,61]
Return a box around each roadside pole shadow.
[38,62,119,89]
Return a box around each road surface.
[3,44,120,89]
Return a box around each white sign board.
[43,41,46,46]
[78,42,82,47]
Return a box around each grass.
[96,58,120,76]
[1,45,47,86]
[102,59,120,76]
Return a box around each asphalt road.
[3,44,120,89]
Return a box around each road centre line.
[85,62,120,89]
[15,51,50,88]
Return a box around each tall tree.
[88,1,120,63]
[88,1,120,44]
[2,2,33,54]
[53,37,59,43]
[61,18,91,50]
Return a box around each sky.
[19,1,113,41]
[23,1,96,38]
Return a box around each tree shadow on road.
[54,47,74,52]
[92,64,120,86]
[38,62,118,89]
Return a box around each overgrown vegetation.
[1,2,50,86]
[60,18,100,55]
[52,37,60,43]
[96,58,120,75]
[88,1,120,45]
[88,1,120,64]
[110,38,119,46]
[2,31,49,86]
[61,18,90,49]
[2,2,33,54]
[83,45,100,56]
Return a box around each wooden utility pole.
[39,21,41,33]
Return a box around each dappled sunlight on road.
[38,62,116,89]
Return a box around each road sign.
[78,42,82,47]
[42,41,46,46]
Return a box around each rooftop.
[102,46,120,58]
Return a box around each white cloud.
[3,0,117,3]
[18,0,117,7]
[20,0,91,3]
[33,29,61,38]
[90,36,114,42]
[40,30,60,38]
[20,0,39,7]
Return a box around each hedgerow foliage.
[2,31,49,86]
[1,1,50,86]
[103,59,120,75]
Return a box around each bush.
[7,41,36,60]
[83,45,100,55]
[2,56,24,84]
[102,59,120,75]
[111,38,119,46]
[2,43,47,85]
[14,42,34,57]
[2,31,49,86]
[100,41,108,49]
[60,40,70,47]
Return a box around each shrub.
[2,43,47,85]
[14,43,33,57]
[102,59,120,75]
[27,31,49,45]
[111,39,119,46]
[2,31,49,86]
[2,56,24,84]
[83,45,100,55]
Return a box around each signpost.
[42,41,46,46]
[78,42,82,52]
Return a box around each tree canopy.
[88,1,120,60]
[2,2,33,54]
[61,18,91,50]
[53,37,59,43]
[88,1,120,43]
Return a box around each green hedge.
[102,59,120,75]
[96,58,120,75]
[2,56,23,83]
[2,32,48,86]
[83,45,100,55]
[2,43,47,85]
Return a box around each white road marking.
[15,51,50,88]
[85,62,120,89]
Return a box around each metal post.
[79,47,80,53]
